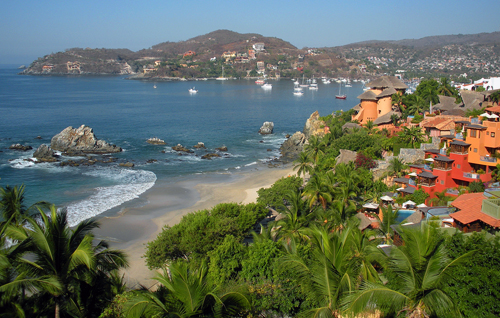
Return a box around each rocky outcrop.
[259,122,274,135]
[119,162,135,167]
[201,153,221,160]
[303,111,327,139]
[216,146,228,152]
[9,144,32,151]
[172,144,193,153]
[146,137,166,145]
[33,144,57,162]
[193,142,206,149]
[279,131,306,163]
[51,125,121,155]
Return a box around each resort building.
[450,192,500,233]
[352,76,407,125]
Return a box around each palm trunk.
[55,302,60,318]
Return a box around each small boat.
[189,87,198,94]
[300,74,309,88]
[293,87,304,96]
[153,85,157,89]
[255,79,265,85]
[309,82,318,90]
[322,78,331,84]
[335,83,347,99]
[261,83,272,89]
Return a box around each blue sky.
[1,0,499,64]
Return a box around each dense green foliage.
[256,176,303,210]
[145,202,268,269]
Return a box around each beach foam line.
[66,168,156,227]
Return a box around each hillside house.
[352,76,407,125]
[450,192,500,233]
[66,61,81,73]
[183,51,196,58]
[253,43,265,52]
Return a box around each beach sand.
[94,165,295,288]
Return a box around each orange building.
[352,76,407,125]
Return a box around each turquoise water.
[397,210,414,223]
[0,65,363,225]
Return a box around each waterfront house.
[352,76,408,125]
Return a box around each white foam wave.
[245,161,257,167]
[66,168,157,227]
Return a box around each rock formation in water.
[259,122,274,135]
[303,111,327,139]
[51,125,122,155]
[9,144,33,151]
[33,144,57,162]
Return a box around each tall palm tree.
[303,174,332,210]
[374,205,400,244]
[344,223,472,317]
[126,261,250,317]
[18,206,128,318]
[437,77,458,98]
[293,152,314,178]
[429,189,454,207]
[274,189,314,244]
[304,135,326,164]
[385,157,408,178]
[398,126,426,148]
[0,185,50,228]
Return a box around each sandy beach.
[94,164,295,287]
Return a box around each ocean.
[0,65,363,226]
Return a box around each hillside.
[20,30,500,80]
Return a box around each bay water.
[0,65,363,225]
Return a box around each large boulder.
[279,131,306,163]
[172,144,193,153]
[51,125,121,154]
[303,111,327,139]
[259,122,274,135]
[33,144,57,162]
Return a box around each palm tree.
[344,223,472,317]
[437,77,458,98]
[304,135,326,164]
[490,91,500,105]
[385,157,408,178]
[293,152,314,178]
[274,189,314,244]
[126,261,250,317]
[18,206,128,318]
[0,185,50,228]
[280,225,361,317]
[398,126,426,148]
[303,174,332,210]
[374,205,400,244]
[429,189,454,207]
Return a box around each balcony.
[482,199,500,219]
[463,172,481,179]
[408,179,417,186]
[480,156,496,163]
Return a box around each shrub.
[354,152,377,170]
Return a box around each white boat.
[309,82,318,90]
[293,87,304,96]
[216,66,228,80]
[322,78,331,84]
[189,87,198,94]
[299,75,309,88]
[153,85,157,89]
[345,83,352,88]
[261,83,272,89]
[335,83,347,99]
[255,79,265,85]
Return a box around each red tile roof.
[487,105,500,113]
[450,193,500,228]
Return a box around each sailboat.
[300,74,309,88]
[216,65,228,80]
[335,83,347,99]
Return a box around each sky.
[1,0,499,65]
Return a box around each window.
[441,180,444,185]
[474,148,478,153]
[470,130,477,138]
[457,164,461,169]
[487,131,490,135]
[492,132,496,137]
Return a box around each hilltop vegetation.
[21,30,500,80]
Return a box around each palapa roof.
[393,177,410,184]
[357,90,378,101]
[406,211,424,224]
[354,213,373,231]
[374,110,398,125]
[399,187,416,194]
[377,87,398,98]
[365,76,408,90]
[467,124,486,130]
[342,122,361,131]
[460,90,485,110]
[441,108,466,116]
[352,103,362,111]
[450,193,500,228]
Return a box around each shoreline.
[94,164,295,287]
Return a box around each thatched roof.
[460,90,485,110]
[441,108,466,116]
[374,110,398,125]
[406,211,424,224]
[355,213,373,231]
[365,76,408,89]
[377,87,398,98]
[342,122,361,131]
[335,149,357,165]
[357,90,378,101]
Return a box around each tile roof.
[450,193,500,228]
[487,105,500,113]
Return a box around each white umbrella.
[363,203,379,209]
[403,200,416,205]
[490,113,499,118]
[396,187,404,191]
[425,158,434,162]
[480,113,491,118]
[408,172,418,177]
[380,195,394,201]
[417,203,427,208]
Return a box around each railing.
[480,156,496,163]
[408,179,417,186]
[482,199,500,219]
[446,189,460,195]
[463,172,481,179]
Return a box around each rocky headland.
[51,125,122,155]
